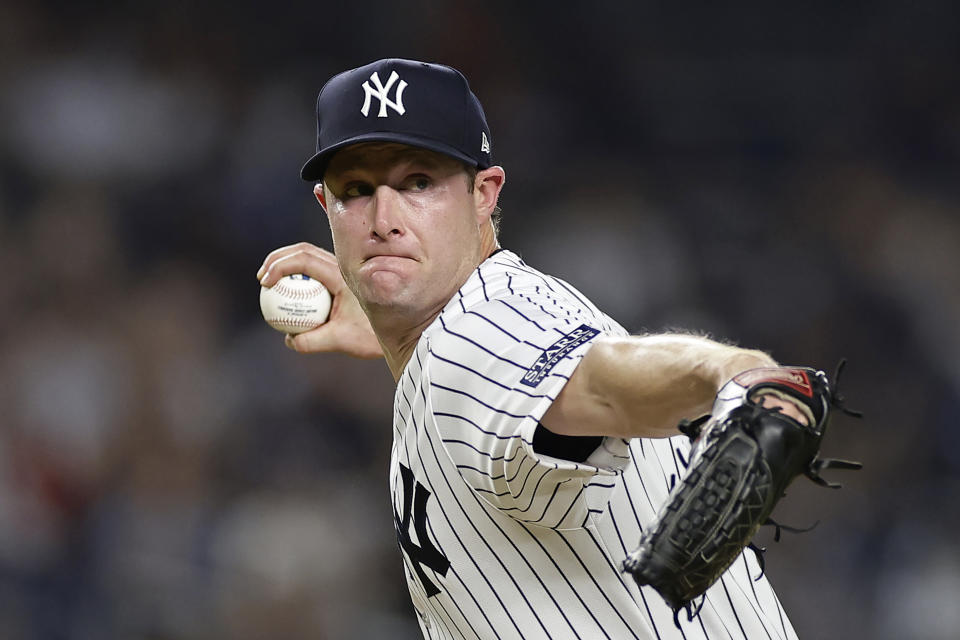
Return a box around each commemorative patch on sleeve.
[520,324,600,388]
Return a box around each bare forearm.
[541,334,776,439]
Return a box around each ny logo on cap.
[361,70,408,118]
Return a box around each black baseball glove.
[622,364,861,622]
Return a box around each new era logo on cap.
[301,58,494,181]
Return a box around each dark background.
[1,1,958,638]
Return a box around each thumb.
[284,322,384,359]
[285,325,340,354]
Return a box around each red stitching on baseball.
[263,317,322,328]
[272,281,327,301]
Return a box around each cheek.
[328,203,367,238]
[327,215,361,262]
[326,196,352,222]
[426,210,481,266]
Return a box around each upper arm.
[427,300,629,528]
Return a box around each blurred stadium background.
[1,1,958,638]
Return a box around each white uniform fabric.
[390,250,798,640]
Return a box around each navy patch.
[520,324,600,387]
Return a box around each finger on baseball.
[263,252,344,293]
[257,242,332,282]
[257,243,303,280]
[259,246,343,292]
[256,243,304,279]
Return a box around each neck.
[373,237,501,383]
[371,302,447,382]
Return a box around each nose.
[370,185,404,240]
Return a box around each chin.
[357,281,414,310]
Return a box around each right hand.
[257,242,383,359]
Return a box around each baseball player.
[258,58,814,639]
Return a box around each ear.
[313,183,328,214]
[473,166,506,223]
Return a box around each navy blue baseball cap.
[300,58,493,181]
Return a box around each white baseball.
[260,274,332,334]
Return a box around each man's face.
[320,142,488,320]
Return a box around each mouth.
[362,253,416,264]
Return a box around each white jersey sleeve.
[425,255,630,529]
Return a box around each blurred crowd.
[1,1,958,638]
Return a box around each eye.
[404,175,431,192]
[343,183,375,199]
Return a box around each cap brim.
[300,132,481,181]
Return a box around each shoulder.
[422,250,626,376]
[452,250,618,327]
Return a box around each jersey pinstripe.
[390,250,798,640]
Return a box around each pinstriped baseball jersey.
[390,249,798,640]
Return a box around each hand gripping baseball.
[622,363,862,624]
[257,242,383,358]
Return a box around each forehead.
[325,142,465,177]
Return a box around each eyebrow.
[338,144,456,170]
[330,161,458,193]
